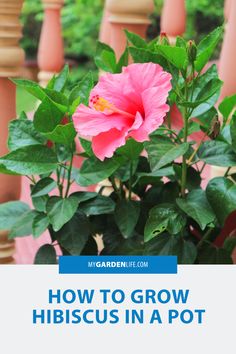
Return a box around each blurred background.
[18,0,225,114]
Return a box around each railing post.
[224,0,232,21]
[0,0,25,264]
[38,0,64,87]
[161,0,186,42]
[219,0,236,98]
[105,0,154,59]
[99,9,112,45]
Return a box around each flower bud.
[159,32,170,46]
[61,116,69,125]
[209,116,221,139]
[46,140,54,149]
[187,40,197,63]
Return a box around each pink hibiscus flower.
[73,63,172,161]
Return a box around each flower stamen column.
[0,0,25,264]
[38,0,64,87]
[105,0,154,59]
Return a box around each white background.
[0,265,235,353]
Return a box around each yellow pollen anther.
[93,97,115,112]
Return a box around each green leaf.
[8,119,46,151]
[46,75,56,90]
[198,242,232,264]
[114,159,139,182]
[32,195,48,213]
[31,177,57,198]
[145,136,173,171]
[156,45,188,69]
[76,157,119,187]
[9,210,37,238]
[34,97,65,133]
[114,200,140,239]
[156,143,189,170]
[206,177,236,226]
[144,204,186,242]
[70,191,97,204]
[116,47,129,73]
[180,78,222,109]
[176,189,215,230]
[95,42,117,73]
[195,26,223,72]
[145,136,189,171]
[55,211,90,255]
[197,140,236,167]
[173,164,201,191]
[219,94,236,122]
[32,213,49,238]
[196,107,218,130]
[137,166,175,179]
[34,244,57,264]
[80,195,115,215]
[129,47,167,67]
[189,65,222,117]
[69,71,93,106]
[125,30,147,49]
[46,196,79,232]
[12,78,46,101]
[176,36,187,49]
[144,235,197,264]
[79,138,93,157]
[43,89,68,109]
[53,64,69,92]
[0,145,58,175]
[0,201,30,230]
[19,111,28,120]
[43,123,76,146]
[230,113,236,152]
[116,139,143,161]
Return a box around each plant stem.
[197,228,213,249]
[199,162,206,174]
[26,175,36,184]
[128,162,133,201]
[64,154,73,198]
[109,176,121,199]
[181,109,189,198]
[167,112,171,129]
[224,167,231,177]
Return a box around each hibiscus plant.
[0,26,236,264]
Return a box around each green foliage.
[34,244,57,264]
[114,201,140,239]
[46,196,79,232]
[206,177,236,226]
[144,204,186,242]
[1,25,235,265]
[176,190,215,230]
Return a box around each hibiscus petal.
[129,86,170,142]
[90,72,140,115]
[142,86,170,132]
[123,63,172,94]
[92,128,128,161]
[73,104,133,136]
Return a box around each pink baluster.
[99,9,112,45]
[38,0,64,86]
[219,0,236,98]
[105,0,154,59]
[0,0,25,264]
[161,0,186,42]
[224,0,232,21]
